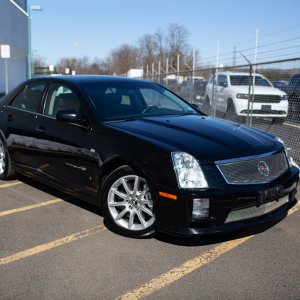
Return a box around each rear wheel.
[101,166,155,238]
[0,135,15,180]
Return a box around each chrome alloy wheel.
[0,140,6,175]
[107,175,155,231]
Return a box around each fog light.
[192,198,210,220]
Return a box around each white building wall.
[0,0,28,94]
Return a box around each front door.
[32,82,101,199]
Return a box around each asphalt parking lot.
[0,177,299,300]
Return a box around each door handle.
[35,125,47,134]
[7,114,13,122]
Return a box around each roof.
[215,71,263,76]
[29,75,149,85]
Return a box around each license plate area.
[225,195,289,224]
[261,105,271,111]
[257,185,284,206]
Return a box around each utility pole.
[1,45,11,94]
[240,52,253,126]
[233,46,237,66]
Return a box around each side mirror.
[56,110,89,128]
[219,82,228,87]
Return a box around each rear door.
[3,80,48,169]
[216,74,228,113]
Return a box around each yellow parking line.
[284,122,300,129]
[119,202,300,300]
[0,198,62,217]
[0,181,22,189]
[0,225,106,266]
[288,201,300,215]
[119,236,253,300]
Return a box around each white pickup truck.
[204,71,288,123]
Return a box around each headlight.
[276,137,295,168]
[172,152,208,188]
[236,93,249,99]
[281,94,288,100]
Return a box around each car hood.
[230,85,286,95]
[105,115,279,163]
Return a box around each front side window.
[208,75,216,84]
[10,82,46,112]
[217,75,227,86]
[43,83,81,117]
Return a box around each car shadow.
[17,175,102,217]
[154,217,285,247]
[13,175,286,247]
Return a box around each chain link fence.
[144,57,300,164]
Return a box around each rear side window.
[10,82,46,112]
[230,75,271,87]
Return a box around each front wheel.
[101,166,156,238]
[202,97,211,114]
[225,100,236,120]
[0,135,15,180]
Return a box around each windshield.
[81,80,199,121]
[230,75,271,87]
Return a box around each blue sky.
[28,0,300,66]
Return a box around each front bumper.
[234,99,288,117]
[155,167,299,237]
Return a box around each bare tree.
[56,56,109,74]
[166,23,190,70]
[139,34,158,71]
[32,54,51,75]
[89,58,109,74]
[33,54,47,68]
[52,23,197,77]
[155,28,166,63]
[184,48,200,69]
[56,57,80,74]
[138,24,193,74]
[108,44,140,75]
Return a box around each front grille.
[216,151,288,184]
[253,94,282,103]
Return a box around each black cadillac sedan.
[0,76,298,237]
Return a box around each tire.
[225,99,245,124]
[202,96,211,115]
[0,135,16,180]
[101,165,156,238]
[225,100,237,120]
